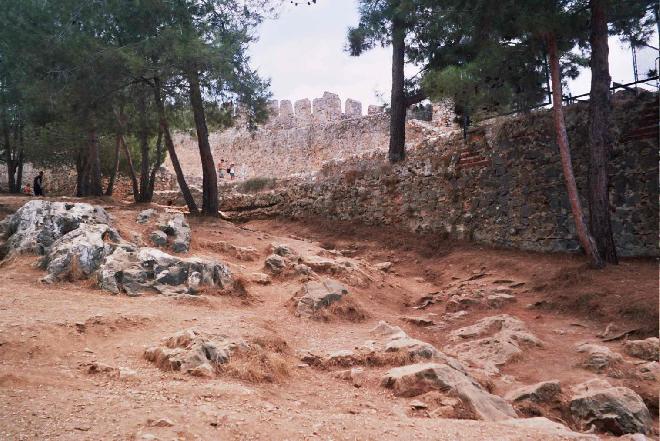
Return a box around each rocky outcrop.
[293,279,349,317]
[98,247,232,296]
[39,224,132,283]
[569,379,652,435]
[0,201,231,297]
[623,338,659,362]
[144,329,247,377]
[446,315,542,374]
[575,343,623,372]
[505,380,561,403]
[157,213,191,253]
[381,363,517,421]
[0,200,111,259]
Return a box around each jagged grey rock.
[264,254,287,274]
[144,329,247,377]
[569,379,652,435]
[98,247,231,296]
[158,213,191,253]
[39,224,132,283]
[381,362,517,421]
[623,338,659,362]
[505,380,561,403]
[150,230,168,247]
[575,343,623,371]
[0,200,111,259]
[446,315,542,374]
[136,209,156,224]
[294,279,348,317]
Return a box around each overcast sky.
[249,0,659,111]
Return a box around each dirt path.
[0,195,656,440]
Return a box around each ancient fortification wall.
[220,92,658,257]
[166,91,456,184]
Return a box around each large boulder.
[381,362,517,421]
[293,279,348,317]
[98,247,232,296]
[0,200,111,259]
[40,224,132,283]
[623,338,659,362]
[446,315,542,374]
[569,379,653,435]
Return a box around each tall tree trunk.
[87,117,103,196]
[388,18,407,163]
[154,77,199,214]
[546,33,604,268]
[187,70,218,216]
[2,117,17,193]
[16,125,23,191]
[105,133,122,196]
[138,90,150,202]
[147,127,162,201]
[120,135,140,200]
[76,147,88,197]
[588,0,618,265]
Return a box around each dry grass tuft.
[219,333,292,384]
[313,297,369,323]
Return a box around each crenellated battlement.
[264,91,386,128]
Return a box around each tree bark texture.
[388,18,407,163]
[547,33,604,268]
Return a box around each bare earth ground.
[0,194,657,441]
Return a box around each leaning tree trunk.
[187,70,219,216]
[388,18,407,163]
[154,77,199,215]
[588,0,618,265]
[546,33,604,268]
[105,133,122,196]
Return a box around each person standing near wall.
[229,163,236,180]
[33,171,44,196]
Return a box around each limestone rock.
[575,343,623,371]
[381,362,516,421]
[136,209,155,224]
[500,418,598,440]
[264,254,287,274]
[144,329,247,377]
[158,213,191,253]
[247,272,271,285]
[98,247,231,296]
[374,262,393,272]
[446,315,542,374]
[623,338,659,361]
[0,200,111,259]
[486,293,516,308]
[569,379,652,435]
[270,243,294,257]
[150,230,168,247]
[505,380,561,403]
[39,224,129,283]
[294,279,348,317]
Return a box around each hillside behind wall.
[166,91,455,183]
[222,91,658,257]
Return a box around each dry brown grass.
[312,297,369,323]
[219,333,292,384]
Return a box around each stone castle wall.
[219,91,658,257]
[165,91,456,185]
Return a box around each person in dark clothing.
[33,171,44,196]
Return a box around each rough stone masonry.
[220,91,658,257]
